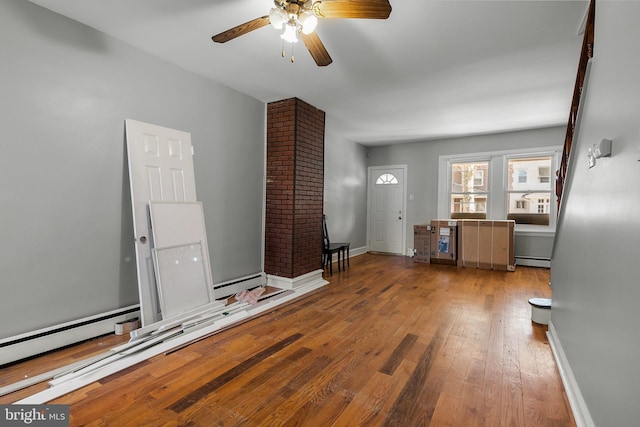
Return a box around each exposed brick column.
[265,98,325,279]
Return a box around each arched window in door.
[376,173,398,185]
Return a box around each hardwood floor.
[0,254,575,426]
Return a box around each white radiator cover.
[0,305,140,366]
[212,273,266,299]
[0,273,267,366]
[515,256,551,268]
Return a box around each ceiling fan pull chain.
[291,42,295,63]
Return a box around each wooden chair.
[322,215,350,275]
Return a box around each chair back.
[322,214,331,249]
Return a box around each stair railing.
[556,0,595,211]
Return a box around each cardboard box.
[458,220,515,271]
[491,220,515,271]
[430,220,458,265]
[413,224,431,263]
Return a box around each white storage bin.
[528,298,551,325]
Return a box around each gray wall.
[323,114,368,248]
[514,232,554,261]
[550,2,640,425]
[0,0,265,338]
[366,126,565,255]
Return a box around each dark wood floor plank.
[379,333,419,375]
[382,334,443,426]
[169,333,303,413]
[335,360,415,426]
[252,355,334,426]
[176,346,322,426]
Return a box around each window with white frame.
[518,170,527,183]
[507,156,553,225]
[473,170,484,187]
[438,147,560,230]
[450,161,489,219]
[538,166,551,184]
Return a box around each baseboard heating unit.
[1,273,266,367]
[0,305,140,366]
[213,273,266,299]
[515,256,551,268]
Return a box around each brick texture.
[265,98,325,278]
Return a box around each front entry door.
[369,166,406,254]
[125,119,197,326]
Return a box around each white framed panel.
[149,201,215,313]
[153,243,210,319]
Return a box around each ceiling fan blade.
[313,0,392,19]
[212,16,270,43]
[300,32,333,67]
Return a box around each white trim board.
[325,246,368,265]
[15,279,328,404]
[0,351,117,397]
[547,321,595,427]
[266,269,327,290]
[349,246,368,258]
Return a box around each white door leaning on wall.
[125,119,198,326]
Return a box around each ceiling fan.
[212,0,392,67]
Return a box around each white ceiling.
[27,0,588,146]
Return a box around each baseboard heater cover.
[0,305,140,366]
[515,256,551,268]
[213,273,266,299]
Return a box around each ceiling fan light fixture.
[281,22,299,43]
[212,0,391,66]
[299,11,318,35]
[269,7,287,29]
